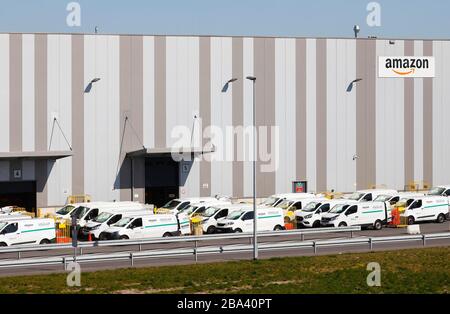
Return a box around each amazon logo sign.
[378,56,435,78]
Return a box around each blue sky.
[0,0,448,39]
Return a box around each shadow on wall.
[113,157,146,191]
[113,156,194,192]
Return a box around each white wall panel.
[47,35,72,206]
[275,38,296,194]
[84,35,120,202]
[375,40,405,190]
[22,34,35,152]
[210,37,233,197]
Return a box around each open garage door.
[0,181,36,212]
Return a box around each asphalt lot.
[0,221,448,277]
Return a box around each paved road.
[0,221,448,277]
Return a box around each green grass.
[0,247,449,294]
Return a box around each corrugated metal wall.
[0,33,447,207]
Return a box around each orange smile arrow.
[392,68,416,76]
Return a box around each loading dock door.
[0,181,37,212]
[145,157,179,207]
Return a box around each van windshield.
[56,205,75,215]
[429,187,445,196]
[162,200,181,209]
[227,211,244,220]
[329,204,349,214]
[374,195,392,202]
[179,205,198,216]
[348,192,364,201]
[71,206,90,219]
[302,202,321,212]
[113,217,133,227]
[203,207,220,217]
[94,212,113,223]
[276,200,293,209]
[262,197,280,206]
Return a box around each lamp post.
[223,76,258,260]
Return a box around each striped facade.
[0,33,449,208]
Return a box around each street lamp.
[223,76,258,260]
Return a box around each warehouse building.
[0,32,449,210]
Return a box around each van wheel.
[407,216,415,225]
[338,222,347,227]
[0,242,6,247]
[312,221,321,228]
[39,239,51,245]
[436,214,446,223]
[120,235,129,240]
[206,226,216,234]
[234,228,243,233]
[374,220,382,230]
[163,232,172,237]
[273,225,283,231]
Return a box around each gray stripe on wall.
[296,39,307,183]
[71,35,84,195]
[356,39,377,190]
[9,34,22,181]
[423,41,433,187]
[119,36,145,201]
[404,40,414,188]
[254,38,276,197]
[35,34,48,207]
[154,36,166,149]
[130,36,145,203]
[232,37,244,198]
[199,37,211,197]
[316,39,327,192]
[119,36,132,201]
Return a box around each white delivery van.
[373,192,425,211]
[200,204,253,234]
[99,214,180,240]
[176,200,232,235]
[55,201,150,227]
[79,209,153,240]
[160,196,231,214]
[428,185,450,197]
[400,196,449,225]
[0,218,56,246]
[321,202,390,230]
[215,207,285,233]
[260,193,317,207]
[346,189,398,202]
[295,199,358,228]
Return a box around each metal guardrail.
[0,226,361,254]
[0,231,449,269]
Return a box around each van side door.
[409,200,423,220]
[345,205,358,225]
[128,218,144,239]
[241,212,254,232]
